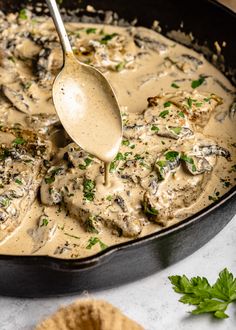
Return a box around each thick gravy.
[0,9,235,258]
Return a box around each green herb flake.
[86,237,107,250]
[195,102,203,107]
[83,179,96,201]
[164,101,172,108]
[171,82,180,89]
[159,110,169,118]
[191,77,205,89]
[85,216,99,234]
[165,151,179,162]
[178,111,185,118]
[181,154,194,164]
[12,137,26,145]
[15,179,22,185]
[151,125,159,132]
[187,97,193,108]
[40,218,49,227]
[79,157,93,170]
[0,197,10,208]
[106,195,113,201]
[86,28,97,34]
[100,33,118,44]
[115,61,125,72]
[169,268,236,319]
[19,9,27,20]
[45,177,55,184]
[170,127,182,135]
[122,140,130,146]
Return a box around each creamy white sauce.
[0,11,235,258]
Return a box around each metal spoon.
[46,0,122,183]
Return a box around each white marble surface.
[0,215,235,330]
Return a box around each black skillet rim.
[0,0,235,270]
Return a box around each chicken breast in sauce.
[0,8,235,258]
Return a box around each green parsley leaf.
[78,157,93,170]
[178,111,185,118]
[187,97,193,108]
[122,140,130,146]
[165,151,179,162]
[15,179,22,185]
[164,101,172,108]
[169,268,236,319]
[100,33,118,44]
[40,218,49,227]
[86,237,107,250]
[83,179,96,201]
[159,110,169,118]
[12,137,26,145]
[84,216,99,234]
[191,77,205,89]
[171,82,180,89]
[86,28,97,34]
[151,125,159,132]
[170,127,182,135]
[19,9,27,20]
[115,61,125,72]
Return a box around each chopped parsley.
[106,195,113,201]
[83,179,96,201]
[165,151,179,162]
[40,218,49,227]
[78,157,93,170]
[15,179,23,185]
[178,111,185,118]
[143,204,158,216]
[181,154,196,172]
[115,61,126,72]
[191,76,205,89]
[151,125,159,132]
[19,9,27,20]
[171,82,180,89]
[187,97,193,108]
[86,237,107,250]
[164,101,172,108]
[159,110,169,118]
[84,216,99,234]
[86,27,97,34]
[100,33,118,44]
[12,137,26,145]
[45,167,63,184]
[109,152,129,172]
[122,140,130,146]
[170,127,182,135]
[0,196,10,208]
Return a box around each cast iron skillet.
[0,0,235,297]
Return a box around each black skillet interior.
[0,0,235,297]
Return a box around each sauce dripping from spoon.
[46,0,122,186]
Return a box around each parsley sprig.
[169,268,236,319]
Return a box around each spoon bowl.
[46,0,122,165]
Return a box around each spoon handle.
[46,0,73,55]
